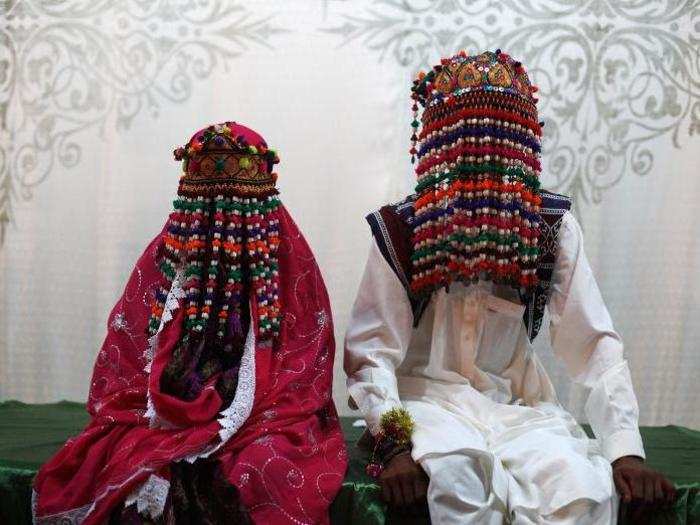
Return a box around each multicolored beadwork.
[148,121,282,345]
[409,50,543,298]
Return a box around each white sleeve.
[344,239,414,434]
[548,211,645,463]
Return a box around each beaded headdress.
[409,50,543,297]
[150,122,283,372]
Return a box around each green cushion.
[0,401,697,524]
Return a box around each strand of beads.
[416,143,541,177]
[148,201,189,336]
[182,196,208,335]
[200,195,224,341]
[420,108,541,141]
[220,197,244,342]
[243,195,282,341]
[419,122,541,158]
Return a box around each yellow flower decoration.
[379,407,415,447]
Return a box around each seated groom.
[344,50,675,524]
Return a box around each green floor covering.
[0,401,697,524]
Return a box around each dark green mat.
[0,401,698,524]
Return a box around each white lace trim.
[144,271,185,429]
[33,493,91,525]
[124,474,170,520]
[182,322,257,462]
[35,467,164,525]
[144,395,179,430]
[144,271,185,374]
[217,323,257,443]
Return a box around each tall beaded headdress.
[409,50,543,298]
[149,121,283,372]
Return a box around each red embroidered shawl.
[33,200,346,524]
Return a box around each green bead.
[215,158,226,172]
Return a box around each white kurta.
[344,211,645,524]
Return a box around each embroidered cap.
[173,121,280,198]
[411,49,538,111]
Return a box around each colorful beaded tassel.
[409,50,543,298]
[148,121,283,345]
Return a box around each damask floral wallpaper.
[0,0,284,242]
[324,0,700,208]
[2,0,699,243]
[1,0,699,427]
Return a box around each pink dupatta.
[33,204,347,524]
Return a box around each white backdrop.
[1,0,699,428]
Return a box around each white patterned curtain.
[1,0,699,428]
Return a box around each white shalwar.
[344,211,644,525]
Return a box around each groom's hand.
[613,456,676,507]
[379,452,429,507]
